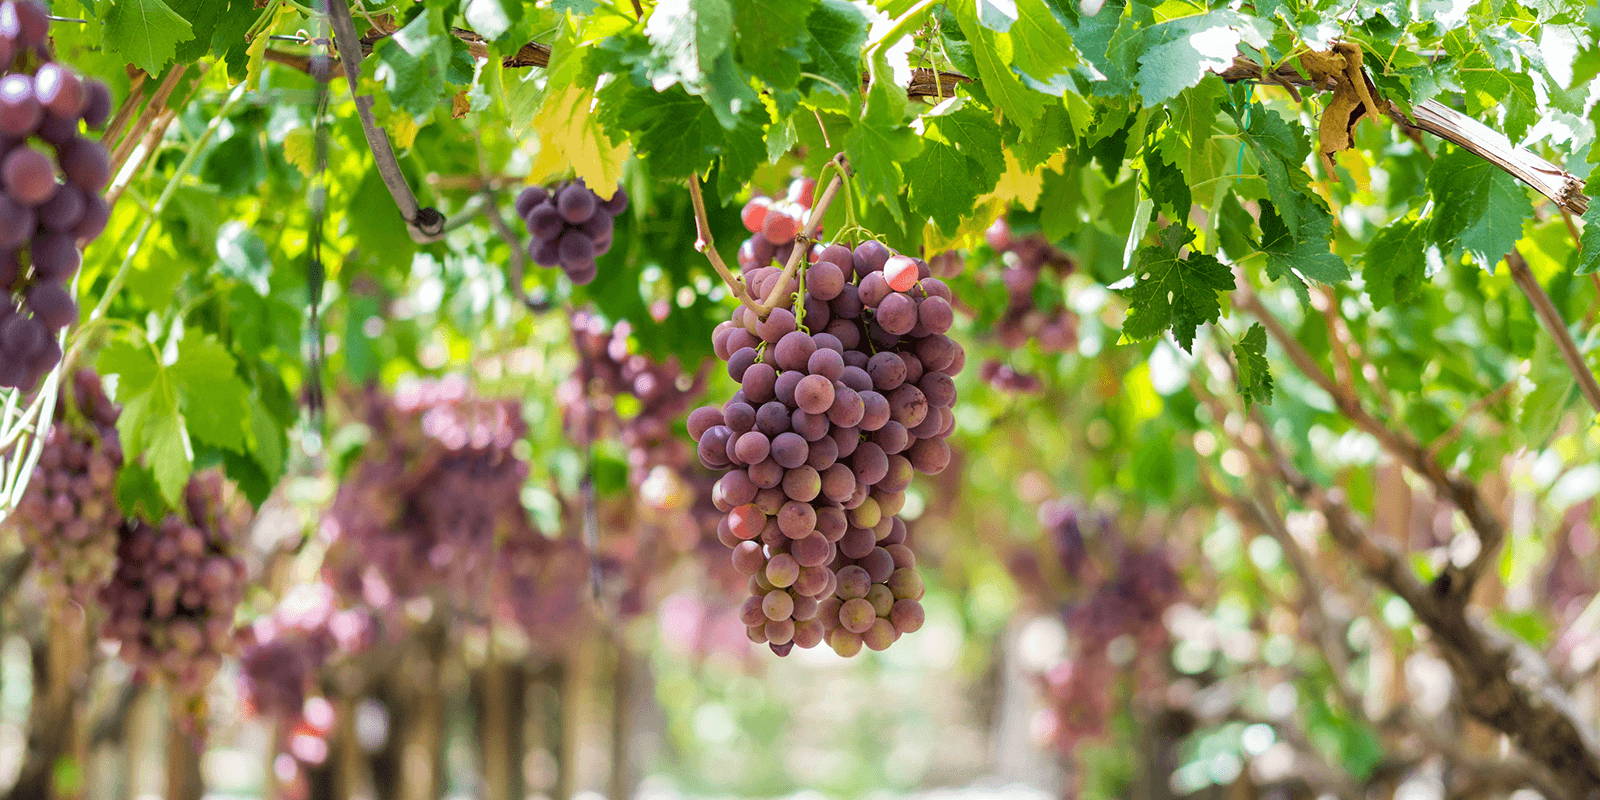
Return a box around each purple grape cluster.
[492,531,591,647]
[0,0,113,391]
[320,378,590,642]
[99,471,249,697]
[516,179,627,285]
[238,583,374,721]
[1015,503,1180,754]
[321,378,533,605]
[689,236,963,657]
[13,369,122,603]
[561,311,704,482]
[978,359,1043,393]
[984,219,1077,352]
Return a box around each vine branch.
[1193,366,1600,799]
[1233,280,1508,600]
[1218,55,1589,215]
[685,176,762,316]
[1506,247,1600,413]
[324,0,445,243]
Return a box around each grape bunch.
[0,0,114,391]
[99,471,249,697]
[689,226,961,657]
[13,369,122,603]
[562,311,704,482]
[1014,503,1181,754]
[984,218,1077,352]
[238,583,376,721]
[322,378,534,605]
[734,175,815,272]
[517,179,628,285]
[321,378,591,643]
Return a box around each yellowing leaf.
[283,128,316,177]
[245,7,291,90]
[528,85,630,200]
[978,150,1065,211]
[382,111,421,151]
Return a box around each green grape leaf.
[172,335,253,454]
[371,8,476,116]
[1010,0,1077,89]
[104,0,195,76]
[804,0,868,97]
[733,0,816,91]
[97,342,193,506]
[645,0,734,88]
[1136,12,1261,107]
[922,97,1006,181]
[1363,218,1429,308]
[1232,323,1274,405]
[462,0,522,42]
[602,85,726,179]
[1157,80,1228,187]
[1258,201,1350,284]
[906,142,979,232]
[1121,226,1235,351]
[843,65,921,223]
[1579,202,1600,275]
[957,0,1048,127]
[1426,149,1531,270]
[1144,146,1191,218]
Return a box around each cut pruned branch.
[1218,55,1589,215]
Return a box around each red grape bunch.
[1017,503,1181,754]
[99,471,250,697]
[321,378,534,606]
[734,175,815,273]
[561,310,705,484]
[238,583,342,722]
[0,0,114,391]
[689,206,962,655]
[516,179,628,285]
[13,369,122,603]
[984,218,1077,352]
[321,378,590,642]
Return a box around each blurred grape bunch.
[975,219,1079,394]
[1015,501,1182,754]
[320,377,590,646]
[99,470,251,698]
[13,369,122,604]
[561,310,708,489]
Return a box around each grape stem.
[324,0,447,244]
[482,189,552,313]
[685,175,765,316]
[756,153,850,315]
[864,0,941,56]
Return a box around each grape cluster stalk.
[688,178,961,657]
[321,378,588,641]
[516,179,628,285]
[13,369,122,603]
[99,471,250,697]
[0,0,113,391]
